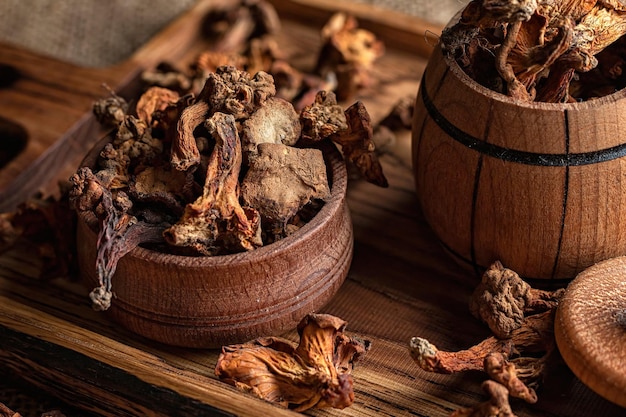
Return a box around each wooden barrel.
[412,43,626,281]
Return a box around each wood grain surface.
[1,0,624,416]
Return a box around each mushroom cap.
[555,256,626,408]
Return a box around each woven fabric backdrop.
[0,0,467,67]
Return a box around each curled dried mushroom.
[163,112,263,255]
[444,0,626,102]
[410,261,563,416]
[73,59,388,310]
[215,313,370,411]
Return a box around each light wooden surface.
[0,0,624,416]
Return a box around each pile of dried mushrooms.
[443,0,626,102]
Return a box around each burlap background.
[0,1,467,415]
[0,0,467,67]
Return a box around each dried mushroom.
[241,143,330,240]
[410,261,563,416]
[444,0,626,102]
[0,195,75,280]
[135,86,180,126]
[298,90,347,146]
[70,168,169,310]
[241,96,301,161]
[73,0,393,309]
[171,66,276,171]
[469,261,564,339]
[451,379,519,417]
[92,86,128,128]
[0,402,20,417]
[164,112,262,255]
[215,313,370,411]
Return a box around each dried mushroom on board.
[410,261,564,417]
[215,313,370,411]
[443,0,626,102]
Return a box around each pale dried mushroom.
[241,96,301,161]
[215,313,370,411]
[315,13,385,101]
[241,142,330,239]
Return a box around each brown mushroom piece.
[0,401,21,417]
[140,62,193,94]
[469,260,564,339]
[70,168,167,311]
[240,142,330,240]
[329,101,388,187]
[171,66,276,172]
[409,307,558,380]
[240,96,301,162]
[215,313,370,411]
[314,13,385,101]
[135,86,180,127]
[164,112,262,255]
[451,379,519,417]
[555,256,626,408]
[92,87,129,129]
[210,0,281,54]
[0,195,75,280]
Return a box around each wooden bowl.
[75,137,352,348]
[412,22,626,281]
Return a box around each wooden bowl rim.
[77,134,348,268]
[439,12,626,111]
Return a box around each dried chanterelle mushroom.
[443,0,626,102]
[215,313,370,411]
[410,261,563,416]
[241,143,330,241]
